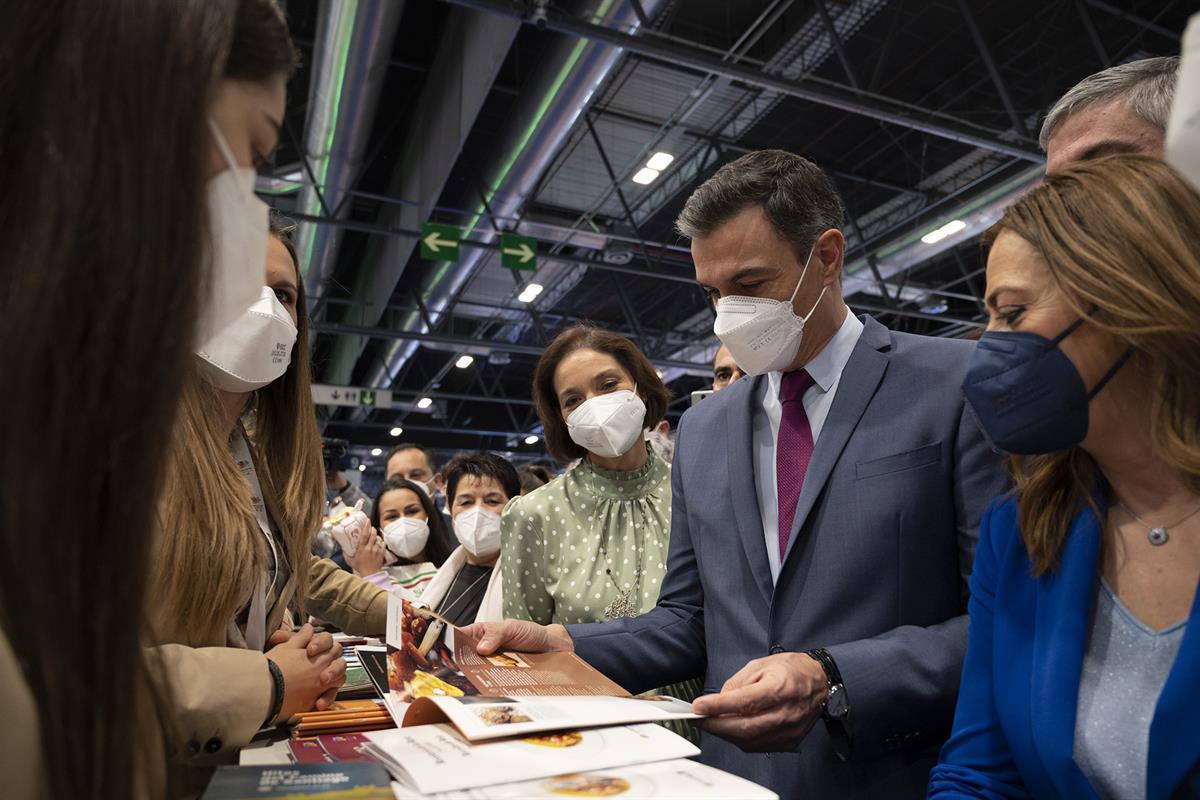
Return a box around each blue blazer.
[568,316,1008,798]
[928,496,1200,798]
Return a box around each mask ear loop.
[206,116,241,173]
[1086,347,1135,400]
[787,242,820,304]
[1049,307,1135,400]
[1048,316,1088,347]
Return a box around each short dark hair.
[442,452,521,505]
[518,465,553,493]
[675,149,846,259]
[532,325,671,463]
[386,443,437,476]
[369,477,452,566]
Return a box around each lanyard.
[231,432,279,651]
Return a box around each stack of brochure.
[352,595,779,799]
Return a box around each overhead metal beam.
[847,300,984,327]
[440,0,1044,162]
[309,322,715,375]
[1083,0,1181,42]
[957,0,1028,138]
[1074,0,1111,67]
[393,389,534,408]
[288,211,697,284]
[324,420,536,440]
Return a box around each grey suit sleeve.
[568,414,707,692]
[824,400,1007,760]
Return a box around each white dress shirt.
[752,310,864,583]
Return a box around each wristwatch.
[806,648,853,760]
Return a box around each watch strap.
[806,648,853,761]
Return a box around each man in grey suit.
[466,150,1007,798]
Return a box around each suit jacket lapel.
[782,316,889,564]
[725,375,773,608]
[1031,503,1102,799]
[1147,576,1200,799]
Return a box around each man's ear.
[433,473,445,491]
[815,228,845,287]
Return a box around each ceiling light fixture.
[370,447,382,457]
[357,464,367,472]
[455,354,474,369]
[524,435,540,445]
[389,426,403,437]
[646,152,674,171]
[920,219,968,245]
[517,283,544,303]
[416,397,433,410]
[631,166,660,185]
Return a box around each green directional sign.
[420,222,460,261]
[500,232,537,271]
[359,390,376,407]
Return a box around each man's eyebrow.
[1078,139,1140,161]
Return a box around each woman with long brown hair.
[151,216,389,762]
[0,1,301,797]
[929,155,1200,798]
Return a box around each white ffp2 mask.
[382,517,431,561]
[195,285,297,392]
[453,506,502,560]
[198,117,271,345]
[566,389,647,458]
[712,244,826,376]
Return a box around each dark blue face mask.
[961,317,1133,455]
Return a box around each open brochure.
[365,722,699,795]
[389,759,780,800]
[383,594,700,740]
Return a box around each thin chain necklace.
[1117,499,1200,547]
[438,567,490,618]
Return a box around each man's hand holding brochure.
[356,594,778,797]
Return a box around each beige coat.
[0,628,43,799]
[156,447,388,770]
[0,628,168,799]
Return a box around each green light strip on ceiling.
[413,0,619,318]
[300,0,357,287]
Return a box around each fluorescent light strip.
[632,167,660,185]
[646,152,674,171]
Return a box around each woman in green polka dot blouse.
[500,325,702,741]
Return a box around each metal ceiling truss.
[441,0,1043,161]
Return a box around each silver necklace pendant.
[604,588,639,620]
[1148,527,1170,547]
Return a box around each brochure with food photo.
[364,722,699,795]
[404,693,701,742]
[390,759,780,799]
[383,595,700,740]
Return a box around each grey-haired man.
[1043,56,1179,172]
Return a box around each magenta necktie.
[776,369,815,560]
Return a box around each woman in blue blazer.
[928,155,1200,799]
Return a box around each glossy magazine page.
[391,759,780,800]
[364,722,698,795]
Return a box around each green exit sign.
[500,232,537,271]
[420,222,460,261]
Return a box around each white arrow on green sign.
[420,222,461,261]
[500,232,537,271]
